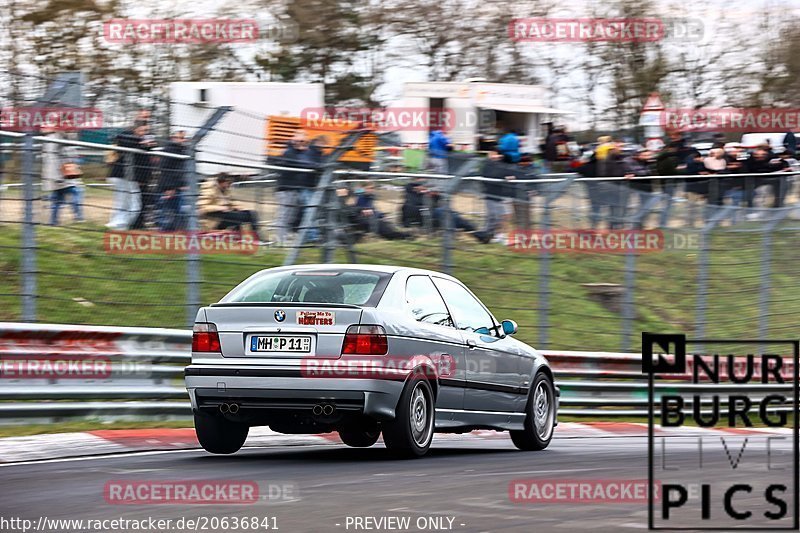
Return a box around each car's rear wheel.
[194,410,249,454]
[338,419,381,448]
[382,374,435,458]
[510,372,555,451]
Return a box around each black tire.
[194,410,249,454]
[510,372,556,451]
[338,422,381,448]
[382,374,435,458]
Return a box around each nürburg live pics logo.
[643,332,799,530]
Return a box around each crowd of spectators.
[37,111,799,246]
[575,130,798,227]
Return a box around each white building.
[169,82,324,175]
[399,81,570,152]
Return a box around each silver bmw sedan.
[185,264,558,458]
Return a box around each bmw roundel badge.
[274,309,286,322]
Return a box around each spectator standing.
[622,148,653,228]
[130,126,158,229]
[106,122,147,230]
[481,150,518,241]
[703,148,727,205]
[544,126,573,172]
[275,131,319,244]
[427,130,452,174]
[743,148,782,209]
[784,131,797,154]
[41,128,84,225]
[684,150,710,191]
[295,135,327,241]
[588,137,626,228]
[401,175,427,228]
[765,149,791,208]
[155,130,188,231]
[653,138,685,227]
[721,144,745,206]
[498,130,521,164]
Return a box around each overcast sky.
[30,0,800,129]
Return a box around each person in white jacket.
[40,128,84,225]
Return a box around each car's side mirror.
[501,319,518,336]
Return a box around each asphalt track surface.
[0,433,795,533]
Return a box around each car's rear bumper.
[185,365,405,420]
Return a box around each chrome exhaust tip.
[228,403,240,414]
[312,404,323,416]
[322,404,335,416]
[219,403,229,414]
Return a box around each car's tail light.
[192,322,221,352]
[342,325,388,355]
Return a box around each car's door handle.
[466,339,477,349]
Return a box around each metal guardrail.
[0,322,192,422]
[0,323,793,422]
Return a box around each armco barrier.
[0,323,793,422]
[0,322,191,423]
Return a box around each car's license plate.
[250,335,312,353]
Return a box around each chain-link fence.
[1,90,799,353]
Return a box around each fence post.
[21,133,37,322]
[321,185,335,263]
[538,198,551,348]
[758,224,773,344]
[440,159,479,275]
[441,190,455,275]
[185,147,200,327]
[695,228,710,346]
[535,173,577,348]
[0,140,5,213]
[757,210,789,343]
[694,211,725,349]
[621,251,636,352]
[184,107,231,327]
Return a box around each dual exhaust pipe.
[219,402,334,416]
[219,402,240,414]
[312,403,336,416]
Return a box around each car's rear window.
[221,270,389,306]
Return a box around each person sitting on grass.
[198,173,268,244]
[352,183,414,240]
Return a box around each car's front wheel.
[510,372,556,451]
[194,410,249,454]
[382,374,435,458]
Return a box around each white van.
[740,132,795,153]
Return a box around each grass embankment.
[1,222,796,352]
